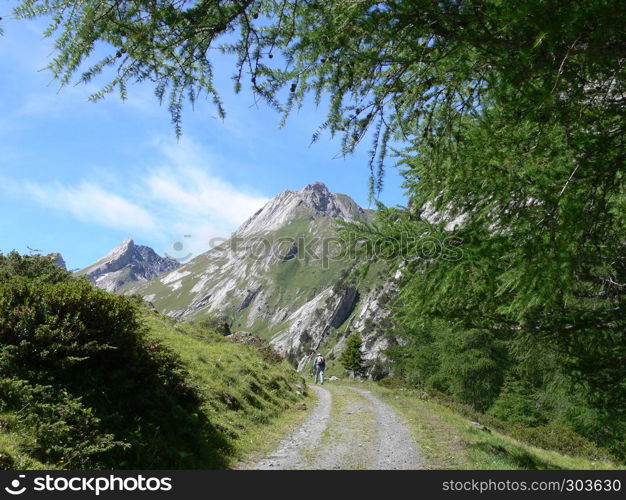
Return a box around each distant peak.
[50,252,66,269]
[301,182,330,193]
[234,182,366,238]
[78,238,180,292]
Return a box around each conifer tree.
[340,333,364,378]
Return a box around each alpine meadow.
[1,0,624,470]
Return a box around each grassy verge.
[0,423,51,470]
[142,310,310,467]
[358,382,622,470]
[0,308,310,470]
[235,388,318,467]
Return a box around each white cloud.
[6,137,270,258]
[143,136,270,228]
[23,181,157,232]
[145,167,268,227]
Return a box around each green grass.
[361,382,622,470]
[0,416,52,470]
[142,310,311,466]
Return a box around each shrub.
[488,376,545,427]
[369,361,388,381]
[511,425,615,462]
[377,377,407,390]
[0,253,229,468]
[0,451,15,470]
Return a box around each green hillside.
[141,310,309,462]
[0,252,308,469]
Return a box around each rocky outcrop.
[79,238,180,292]
[277,284,360,372]
[238,286,262,312]
[328,272,402,378]
[329,285,359,329]
[281,242,298,261]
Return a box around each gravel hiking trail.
[245,384,422,470]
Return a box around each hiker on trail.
[313,353,326,385]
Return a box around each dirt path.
[246,384,422,470]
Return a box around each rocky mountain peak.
[299,182,334,212]
[301,181,331,195]
[104,237,135,261]
[79,239,179,292]
[234,182,367,237]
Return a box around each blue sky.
[0,16,407,270]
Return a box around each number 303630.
[564,479,621,492]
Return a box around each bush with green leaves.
[511,425,615,462]
[0,252,229,468]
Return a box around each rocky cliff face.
[124,183,397,374]
[79,239,180,292]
